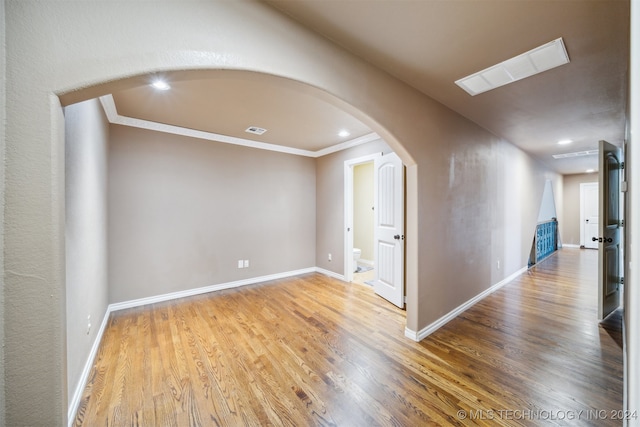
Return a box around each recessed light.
[557,139,573,145]
[338,130,350,138]
[151,79,170,91]
[586,169,595,173]
[455,38,570,96]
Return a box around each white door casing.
[374,152,405,308]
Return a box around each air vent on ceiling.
[245,126,267,135]
[455,38,570,96]
[552,150,598,159]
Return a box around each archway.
[62,69,420,421]
[4,3,424,424]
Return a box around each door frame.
[344,152,382,283]
[580,182,599,248]
[598,140,623,320]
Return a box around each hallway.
[74,248,622,426]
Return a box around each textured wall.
[0,1,6,425]
[108,125,316,303]
[3,2,564,424]
[64,99,110,407]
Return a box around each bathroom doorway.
[344,153,380,284]
[352,160,376,285]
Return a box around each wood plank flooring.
[74,248,623,426]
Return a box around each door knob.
[592,237,613,243]
[394,234,404,240]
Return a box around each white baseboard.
[358,259,374,267]
[315,267,346,281]
[108,267,317,312]
[404,266,528,342]
[561,244,581,248]
[67,306,111,426]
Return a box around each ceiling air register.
[455,38,570,96]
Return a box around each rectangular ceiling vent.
[455,38,570,96]
[245,126,267,135]
[552,150,598,159]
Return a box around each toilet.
[353,248,362,272]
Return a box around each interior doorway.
[580,182,599,249]
[352,161,376,283]
[345,153,380,283]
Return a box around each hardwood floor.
[74,248,623,426]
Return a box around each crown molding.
[99,95,379,158]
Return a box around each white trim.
[108,268,316,312]
[314,133,381,157]
[404,266,528,342]
[561,243,581,248]
[99,95,378,158]
[67,308,111,426]
[315,267,346,282]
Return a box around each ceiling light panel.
[455,38,570,96]
[552,149,598,159]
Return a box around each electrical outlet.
[244,260,249,268]
[497,259,501,270]
[328,253,332,262]
[87,315,91,335]
[238,260,244,269]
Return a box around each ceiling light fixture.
[338,130,350,138]
[557,139,573,145]
[151,79,171,91]
[455,38,570,96]
[552,149,598,159]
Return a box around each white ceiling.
[107,0,629,175]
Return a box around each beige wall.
[108,125,316,303]
[3,2,564,424]
[409,115,562,326]
[562,173,598,246]
[353,163,374,262]
[64,99,110,406]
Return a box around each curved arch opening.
[63,68,419,419]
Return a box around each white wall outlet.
[87,315,91,335]
[328,253,332,261]
[238,260,244,269]
[244,260,249,268]
[497,259,501,270]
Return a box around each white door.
[581,182,599,249]
[373,152,404,308]
[598,140,622,320]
